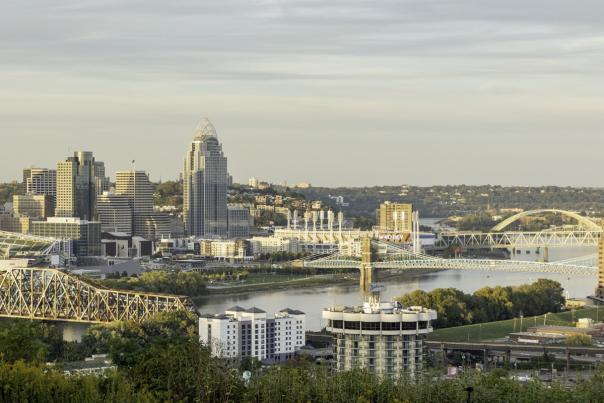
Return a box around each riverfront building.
[322,300,436,378]
[183,119,228,238]
[199,307,306,363]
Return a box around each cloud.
[1,0,604,186]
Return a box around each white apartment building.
[199,239,250,261]
[199,307,306,363]
[249,236,300,255]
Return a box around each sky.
[1,0,604,187]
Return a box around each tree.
[566,334,592,346]
[0,319,62,364]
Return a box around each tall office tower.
[378,202,413,232]
[94,161,110,196]
[183,119,228,237]
[22,168,57,210]
[115,170,154,236]
[56,152,97,220]
[96,192,133,234]
[23,167,57,196]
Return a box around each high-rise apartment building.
[378,202,413,232]
[199,306,306,363]
[56,152,99,220]
[183,119,228,237]
[323,300,436,378]
[96,192,133,234]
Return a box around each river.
[197,245,597,331]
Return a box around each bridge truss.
[304,248,597,276]
[435,230,602,249]
[0,267,191,324]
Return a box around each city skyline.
[2,1,604,187]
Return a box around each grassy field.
[429,306,604,342]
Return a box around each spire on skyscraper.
[193,118,218,141]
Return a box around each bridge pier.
[360,264,373,292]
[56,322,91,342]
[360,237,374,292]
[543,246,549,263]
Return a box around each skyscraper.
[23,167,57,197]
[183,119,228,237]
[94,161,110,196]
[56,152,98,220]
[22,167,57,211]
[378,202,413,232]
[115,170,154,237]
[96,192,133,234]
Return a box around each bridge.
[0,267,191,324]
[435,230,602,249]
[433,209,603,249]
[303,238,597,291]
[304,250,597,276]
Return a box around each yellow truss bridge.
[0,267,192,324]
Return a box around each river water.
[197,245,597,331]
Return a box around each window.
[382,322,401,331]
[344,321,360,330]
[361,322,380,331]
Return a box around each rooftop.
[193,118,218,141]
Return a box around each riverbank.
[192,273,356,302]
[193,268,443,302]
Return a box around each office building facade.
[183,119,228,237]
[227,205,250,238]
[96,192,133,234]
[13,194,54,219]
[56,152,99,220]
[378,202,413,232]
[323,300,436,378]
[23,167,56,197]
[115,170,154,237]
[31,217,101,257]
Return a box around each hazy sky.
[2,0,604,186]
